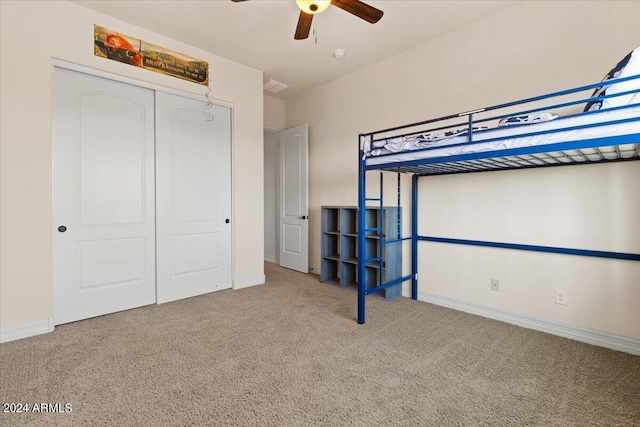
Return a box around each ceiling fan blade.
[230,0,250,2]
[295,11,314,40]
[332,0,383,23]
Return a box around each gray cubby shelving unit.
[320,206,402,300]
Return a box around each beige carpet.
[1,262,639,427]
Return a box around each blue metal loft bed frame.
[356,75,640,324]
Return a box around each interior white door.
[155,92,232,303]
[279,124,309,273]
[53,68,156,325]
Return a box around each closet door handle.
[58,225,67,233]
[299,215,308,220]
[225,219,230,224]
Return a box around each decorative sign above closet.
[93,25,209,86]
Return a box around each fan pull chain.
[313,16,318,44]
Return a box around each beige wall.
[264,95,286,130]
[0,1,264,329]
[286,1,640,338]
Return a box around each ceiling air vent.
[263,79,289,94]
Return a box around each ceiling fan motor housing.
[296,0,331,15]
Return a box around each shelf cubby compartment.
[322,233,340,260]
[341,234,357,263]
[322,207,340,234]
[320,258,340,284]
[365,208,381,238]
[340,208,357,235]
[364,266,380,294]
[341,262,357,290]
[364,237,379,262]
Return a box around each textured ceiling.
[73,0,520,99]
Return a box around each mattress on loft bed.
[365,106,640,167]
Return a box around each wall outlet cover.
[556,289,569,305]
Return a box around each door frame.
[264,126,281,264]
[263,124,310,272]
[51,58,235,323]
[52,59,233,108]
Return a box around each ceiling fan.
[231,0,384,40]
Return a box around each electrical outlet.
[491,279,499,292]
[555,289,568,305]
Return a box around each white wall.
[0,0,264,330]
[420,162,640,339]
[285,1,640,338]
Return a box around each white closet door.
[155,92,232,303]
[53,68,156,325]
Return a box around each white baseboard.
[404,290,640,356]
[0,318,54,344]
[264,256,277,264]
[233,275,266,290]
[309,265,321,276]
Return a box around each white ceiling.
[73,0,520,99]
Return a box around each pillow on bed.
[584,47,640,112]
[498,112,559,126]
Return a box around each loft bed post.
[396,173,401,240]
[357,134,367,324]
[378,172,384,288]
[411,174,418,300]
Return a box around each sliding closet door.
[155,92,232,303]
[53,68,156,325]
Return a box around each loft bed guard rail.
[356,74,640,324]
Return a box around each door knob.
[299,215,308,220]
[58,225,67,232]
[225,219,230,224]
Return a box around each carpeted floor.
[1,262,639,426]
